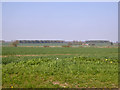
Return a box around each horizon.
[1,39,118,43]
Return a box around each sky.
[2,2,118,42]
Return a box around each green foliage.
[2,47,118,88]
[2,47,118,58]
[2,56,118,88]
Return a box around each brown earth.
[0,54,79,57]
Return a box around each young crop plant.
[2,47,118,88]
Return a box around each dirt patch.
[52,81,68,88]
[0,55,7,57]
[18,46,62,47]
[1,54,79,57]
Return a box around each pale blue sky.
[2,2,118,41]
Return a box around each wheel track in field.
[1,54,79,57]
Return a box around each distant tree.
[12,40,19,47]
[111,42,113,45]
[2,40,5,43]
[78,41,82,45]
[68,42,72,46]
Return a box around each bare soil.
[1,54,79,57]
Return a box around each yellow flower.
[105,59,107,61]
[110,61,112,63]
[11,86,13,88]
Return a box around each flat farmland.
[2,47,118,88]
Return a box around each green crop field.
[2,47,118,88]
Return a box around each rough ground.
[0,54,79,57]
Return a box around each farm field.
[2,47,118,88]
